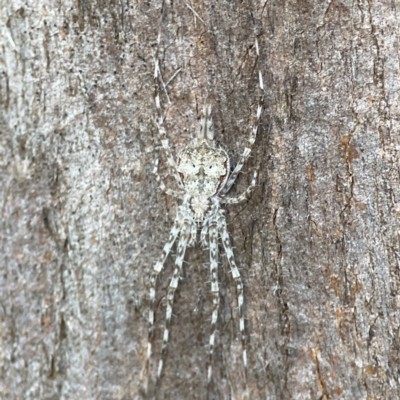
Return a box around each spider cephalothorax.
[147,33,264,396]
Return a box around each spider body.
[147,35,264,394]
[177,112,230,222]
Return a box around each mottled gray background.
[1,0,400,399]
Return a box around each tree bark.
[1,0,400,399]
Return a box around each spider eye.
[209,166,212,169]
[192,164,196,168]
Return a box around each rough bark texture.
[1,0,400,399]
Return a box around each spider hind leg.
[157,220,191,381]
[207,222,220,384]
[218,213,249,393]
[146,206,185,390]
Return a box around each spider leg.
[221,169,258,205]
[188,221,197,247]
[158,220,191,379]
[218,213,248,390]
[154,38,185,190]
[197,104,214,144]
[207,222,220,383]
[200,224,209,248]
[147,207,184,382]
[221,38,264,194]
[153,159,185,199]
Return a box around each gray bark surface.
[1,0,400,399]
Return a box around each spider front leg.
[158,220,191,380]
[221,38,264,195]
[207,222,220,384]
[222,169,258,205]
[153,158,184,199]
[218,213,248,391]
[154,44,184,191]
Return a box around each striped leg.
[153,159,184,198]
[154,35,184,190]
[197,104,214,144]
[147,208,184,384]
[222,169,258,205]
[207,223,220,383]
[158,221,191,379]
[200,224,209,248]
[189,220,197,247]
[221,38,264,194]
[219,214,248,391]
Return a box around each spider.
[147,34,264,392]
